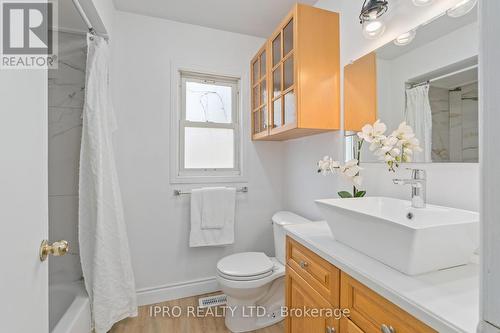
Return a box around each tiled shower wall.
[430,86,451,162]
[48,31,86,285]
[430,82,479,163]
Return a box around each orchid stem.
[352,139,364,197]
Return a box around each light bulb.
[412,0,433,6]
[447,0,478,18]
[394,30,416,46]
[362,19,386,39]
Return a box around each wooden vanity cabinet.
[287,236,340,306]
[286,266,339,333]
[285,236,438,333]
[341,319,365,333]
[340,272,436,333]
[251,4,340,141]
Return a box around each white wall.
[480,0,500,331]
[89,0,114,34]
[283,0,479,221]
[80,0,114,35]
[111,11,285,303]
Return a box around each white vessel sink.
[315,197,479,275]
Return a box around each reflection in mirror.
[345,6,478,163]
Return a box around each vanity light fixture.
[359,0,388,39]
[394,29,416,46]
[447,0,478,18]
[412,0,433,6]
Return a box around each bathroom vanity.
[284,222,479,333]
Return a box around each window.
[175,71,241,181]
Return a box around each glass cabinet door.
[271,17,295,131]
[251,45,269,137]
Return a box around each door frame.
[479,0,500,331]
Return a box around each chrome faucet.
[393,168,426,208]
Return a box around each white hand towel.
[201,187,232,229]
[189,187,236,247]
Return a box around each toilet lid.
[217,252,274,278]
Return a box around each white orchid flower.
[343,166,361,178]
[317,156,341,175]
[369,141,380,152]
[339,159,362,181]
[384,136,398,147]
[384,154,395,162]
[318,119,423,196]
[343,159,359,168]
[392,122,413,137]
[389,147,401,157]
[352,175,363,187]
[404,148,413,155]
[357,119,386,142]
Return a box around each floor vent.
[198,294,227,308]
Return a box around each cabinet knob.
[326,326,336,333]
[299,260,309,268]
[381,324,395,333]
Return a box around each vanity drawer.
[286,236,340,306]
[286,266,339,333]
[340,272,437,333]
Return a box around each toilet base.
[224,277,285,333]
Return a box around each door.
[286,267,338,333]
[270,13,296,134]
[0,68,49,330]
[251,42,269,139]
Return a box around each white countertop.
[284,221,479,333]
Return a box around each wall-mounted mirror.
[345,6,478,163]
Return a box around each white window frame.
[170,66,245,184]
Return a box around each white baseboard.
[136,276,220,306]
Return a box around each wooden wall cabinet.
[344,52,378,132]
[251,4,340,141]
[285,237,437,333]
[251,43,270,140]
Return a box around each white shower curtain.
[79,33,137,333]
[405,84,433,162]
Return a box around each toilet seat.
[217,270,273,281]
[217,258,285,290]
[217,252,274,281]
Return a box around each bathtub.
[50,281,91,333]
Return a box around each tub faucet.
[393,168,426,208]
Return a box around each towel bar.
[173,186,248,196]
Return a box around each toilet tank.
[272,211,312,265]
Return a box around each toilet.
[216,211,311,333]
